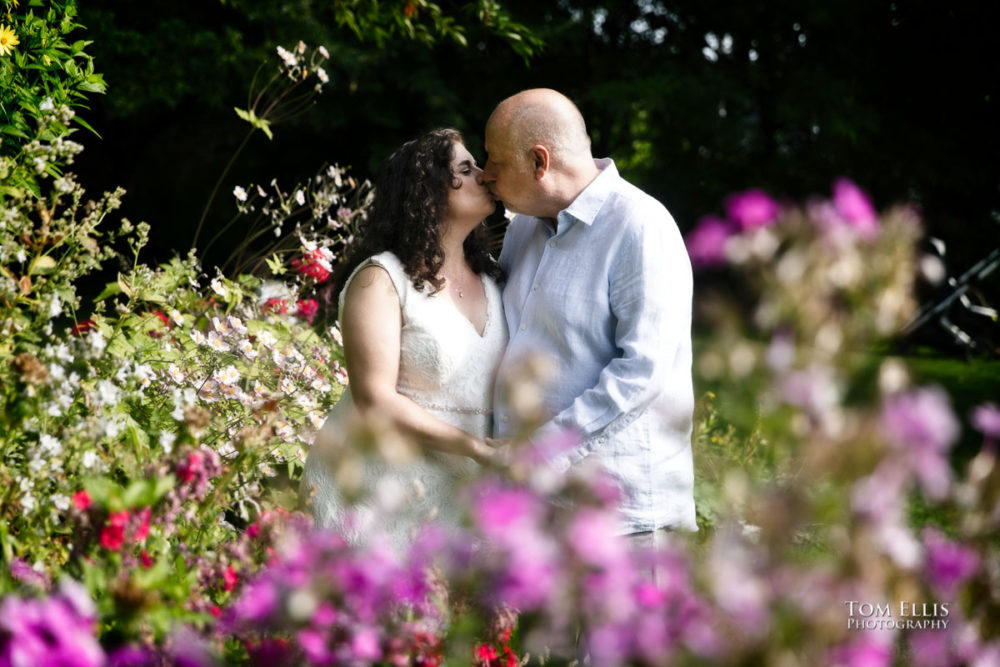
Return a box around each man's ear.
[529,145,550,179]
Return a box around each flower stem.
[191,128,256,252]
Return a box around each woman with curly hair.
[301,128,508,547]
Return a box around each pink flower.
[881,386,959,499]
[971,402,1000,440]
[246,522,261,539]
[566,509,627,568]
[140,551,154,568]
[923,527,980,596]
[133,507,152,543]
[473,484,540,537]
[100,510,129,551]
[72,490,91,511]
[177,450,205,483]
[725,189,780,230]
[832,177,879,238]
[685,215,736,269]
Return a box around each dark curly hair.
[327,128,501,313]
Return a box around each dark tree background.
[73,0,999,281]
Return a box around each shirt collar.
[559,158,618,227]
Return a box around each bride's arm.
[338,264,497,465]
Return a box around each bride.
[300,128,507,547]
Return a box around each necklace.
[454,285,464,298]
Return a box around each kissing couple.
[301,88,697,554]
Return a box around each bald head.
[487,88,592,167]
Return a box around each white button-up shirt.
[493,159,697,533]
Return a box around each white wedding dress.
[301,251,508,548]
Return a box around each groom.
[484,88,697,543]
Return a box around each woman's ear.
[529,145,550,179]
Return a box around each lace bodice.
[301,251,507,548]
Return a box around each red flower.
[475,644,498,663]
[297,298,319,324]
[140,551,154,568]
[210,605,222,618]
[246,522,260,540]
[133,507,152,542]
[291,250,332,283]
[223,564,239,592]
[71,320,95,336]
[100,510,130,551]
[262,298,289,315]
[72,490,91,511]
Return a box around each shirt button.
[502,415,510,423]
[532,284,539,291]
[549,241,556,248]
[520,324,527,331]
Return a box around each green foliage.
[0,0,105,199]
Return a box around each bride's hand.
[482,439,513,468]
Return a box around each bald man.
[484,89,697,540]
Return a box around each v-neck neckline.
[442,273,490,338]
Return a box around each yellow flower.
[0,24,18,56]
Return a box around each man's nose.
[482,164,496,183]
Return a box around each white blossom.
[81,451,99,469]
[168,364,185,383]
[96,379,120,407]
[258,330,277,349]
[210,277,229,298]
[39,434,62,457]
[207,331,230,352]
[20,493,37,511]
[215,365,241,386]
[276,45,297,68]
[227,315,247,335]
[239,339,258,360]
[233,185,248,202]
[48,295,62,319]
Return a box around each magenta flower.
[0,580,104,667]
[828,635,893,667]
[832,178,879,238]
[472,483,541,538]
[685,215,736,269]
[880,386,960,499]
[923,527,980,596]
[971,402,1000,440]
[724,189,780,230]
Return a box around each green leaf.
[93,280,123,302]
[122,479,153,508]
[29,255,57,275]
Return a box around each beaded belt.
[399,390,492,416]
